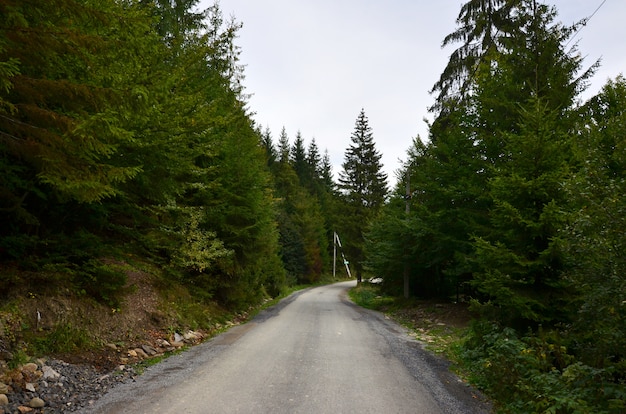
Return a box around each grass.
[349,283,469,360]
[348,283,395,310]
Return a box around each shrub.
[460,321,626,413]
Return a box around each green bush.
[74,259,127,308]
[349,284,394,310]
[32,322,95,355]
[460,321,626,413]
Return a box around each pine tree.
[338,109,388,282]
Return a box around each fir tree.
[338,109,388,209]
[277,127,290,163]
[307,138,322,180]
[290,131,308,183]
[338,109,388,282]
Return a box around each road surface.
[88,281,491,413]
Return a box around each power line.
[564,0,607,48]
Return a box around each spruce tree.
[320,150,335,193]
[290,131,308,183]
[277,127,290,163]
[468,1,595,328]
[338,109,388,282]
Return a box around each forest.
[0,0,624,412]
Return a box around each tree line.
[0,0,387,307]
[365,0,625,411]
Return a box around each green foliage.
[337,109,388,281]
[268,130,331,285]
[460,321,625,413]
[561,76,626,374]
[348,284,394,310]
[31,323,94,355]
[75,260,127,308]
[7,348,30,370]
[374,2,625,411]
[0,0,294,313]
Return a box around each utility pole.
[333,231,337,279]
[333,232,352,279]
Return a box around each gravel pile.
[1,359,137,413]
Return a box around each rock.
[174,332,184,343]
[105,343,118,351]
[25,383,35,392]
[127,349,137,358]
[0,358,138,413]
[0,383,8,394]
[134,348,149,359]
[29,397,44,408]
[21,363,38,374]
[141,345,157,356]
[157,339,171,347]
[0,394,8,405]
[41,366,60,380]
[170,341,184,348]
[183,330,201,341]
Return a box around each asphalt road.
[88,281,491,413]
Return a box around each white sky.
[207,0,625,186]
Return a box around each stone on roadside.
[25,383,36,392]
[105,343,118,351]
[141,344,157,356]
[29,397,45,408]
[41,366,61,380]
[0,394,8,406]
[21,363,38,374]
[183,330,201,341]
[0,383,8,394]
[134,348,149,359]
[17,406,33,413]
[170,341,184,348]
[157,339,171,347]
[127,349,137,358]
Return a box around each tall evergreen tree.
[290,130,308,183]
[338,109,388,282]
[307,138,322,179]
[259,126,277,167]
[467,1,595,328]
[277,127,290,163]
[563,76,626,371]
[338,109,388,209]
[431,0,522,111]
[320,150,335,193]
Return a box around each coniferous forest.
[1,0,625,412]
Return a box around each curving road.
[88,281,491,413]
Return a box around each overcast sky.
[206,1,625,186]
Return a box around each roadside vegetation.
[352,279,625,413]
